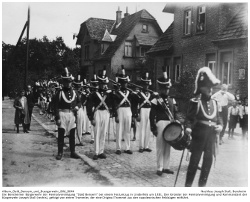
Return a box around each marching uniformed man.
[54,68,81,160]
[73,75,85,146]
[81,78,91,136]
[114,65,137,155]
[134,72,153,153]
[110,74,120,142]
[87,71,100,144]
[87,66,114,160]
[149,66,177,176]
[184,67,223,187]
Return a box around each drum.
[163,122,190,150]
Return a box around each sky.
[2,1,174,49]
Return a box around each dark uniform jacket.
[134,90,153,117]
[80,90,89,107]
[149,94,177,132]
[87,89,115,121]
[185,96,223,154]
[54,88,81,120]
[113,88,137,118]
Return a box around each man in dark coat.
[25,85,35,130]
[184,67,223,187]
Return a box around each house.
[76,7,163,84]
[147,3,248,102]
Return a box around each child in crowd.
[228,100,240,139]
[239,97,248,140]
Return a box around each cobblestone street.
[29,99,248,187]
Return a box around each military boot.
[56,128,65,160]
[69,129,80,159]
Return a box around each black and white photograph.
[1,0,249,201]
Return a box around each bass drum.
[163,122,190,150]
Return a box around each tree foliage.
[2,36,80,95]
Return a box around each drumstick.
[174,148,185,187]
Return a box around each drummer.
[184,67,223,187]
[149,66,178,176]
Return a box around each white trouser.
[116,107,132,151]
[109,117,116,140]
[75,107,84,144]
[138,108,152,149]
[93,110,110,155]
[90,125,94,141]
[156,120,171,171]
[83,106,91,133]
[58,111,76,137]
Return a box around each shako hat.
[157,66,172,88]
[73,75,82,86]
[141,71,152,85]
[194,66,220,95]
[90,70,99,84]
[117,65,129,83]
[97,66,109,84]
[61,67,74,81]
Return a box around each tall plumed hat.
[97,66,109,84]
[82,78,90,87]
[61,67,74,81]
[73,75,82,86]
[157,66,172,88]
[141,71,152,85]
[90,70,99,84]
[194,66,220,95]
[117,65,129,83]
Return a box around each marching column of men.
[30,63,232,187]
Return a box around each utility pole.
[25,6,30,88]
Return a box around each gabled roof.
[76,18,115,44]
[147,23,173,54]
[214,6,248,42]
[102,29,117,42]
[93,9,162,60]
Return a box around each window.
[164,58,171,79]
[142,24,148,33]
[175,64,181,82]
[101,44,105,54]
[222,62,232,85]
[166,65,171,79]
[184,9,192,35]
[208,61,216,75]
[125,41,132,57]
[196,6,206,32]
[84,45,89,59]
[140,47,149,57]
[219,51,233,86]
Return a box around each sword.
[174,149,186,187]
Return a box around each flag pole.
[25,6,30,88]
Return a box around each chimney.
[124,7,129,17]
[116,6,122,25]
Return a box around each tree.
[2,36,80,94]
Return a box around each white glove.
[215,125,223,133]
[185,128,192,136]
